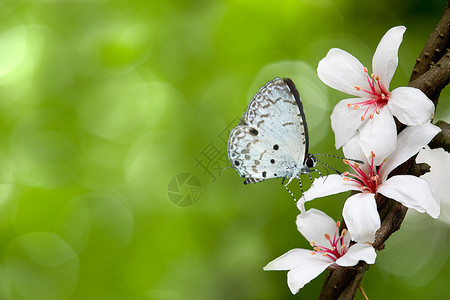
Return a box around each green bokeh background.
[0,0,449,299]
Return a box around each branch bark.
[318,2,450,299]
[429,120,450,152]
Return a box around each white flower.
[263,208,376,295]
[302,123,441,243]
[317,26,435,164]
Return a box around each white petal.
[372,26,406,89]
[331,98,368,149]
[381,123,441,179]
[336,243,377,267]
[286,260,332,294]
[388,87,435,125]
[302,175,360,203]
[342,132,370,175]
[359,107,397,165]
[378,175,440,218]
[317,48,370,97]
[343,193,380,244]
[296,209,337,246]
[343,228,351,247]
[264,248,319,271]
[264,248,332,294]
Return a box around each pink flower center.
[310,221,348,265]
[342,151,383,194]
[348,67,390,121]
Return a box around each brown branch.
[429,120,450,152]
[409,49,450,104]
[318,2,450,299]
[410,1,450,83]
[318,262,369,300]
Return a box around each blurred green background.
[0,0,449,299]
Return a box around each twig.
[358,283,369,300]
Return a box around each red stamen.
[342,151,382,194]
[310,221,348,262]
[348,68,390,122]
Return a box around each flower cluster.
[264,26,441,295]
[264,208,376,294]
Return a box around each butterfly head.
[304,154,317,170]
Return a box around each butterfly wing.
[228,125,295,183]
[227,77,309,183]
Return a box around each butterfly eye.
[306,156,316,168]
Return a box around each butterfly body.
[227,77,317,187]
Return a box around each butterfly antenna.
[311,153,364,165]
[315,158,342,175]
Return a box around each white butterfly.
[227,77,318,196]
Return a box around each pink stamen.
[310,221,348,264]
[342,154,382,194]
[350,68,390,121]
[343,160,371,187]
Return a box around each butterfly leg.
[283,184,297,201]
[296,177,307,201]
[314,168,323,178]
[314,167,331,184]
[308,172,314,187]
[283,177,298,201]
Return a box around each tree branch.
[410,1,450,83]
[429,120,450,152]
[409,49,450,104]
[318,2,450,299]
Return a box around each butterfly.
[227,77,319,198]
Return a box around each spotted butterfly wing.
[227,77,312,185]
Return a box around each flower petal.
[378,175,440,218]
[336,243,376,267]
[302,174,360,203]
[389,87,435,125]
[342,132,370,175]
[372,26,406,89]
[317,48,370,97]
[263,248,319,270]
[264,248,332,294]
[359,106,397,165]
[331,98,368,149]
[287,260,332,294]
[343,193,380,244]
[296,209,337,246]
[381,123,441,179]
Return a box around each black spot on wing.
[243,177,264,185]
[249,128,259,136]
[273,144,279,150]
